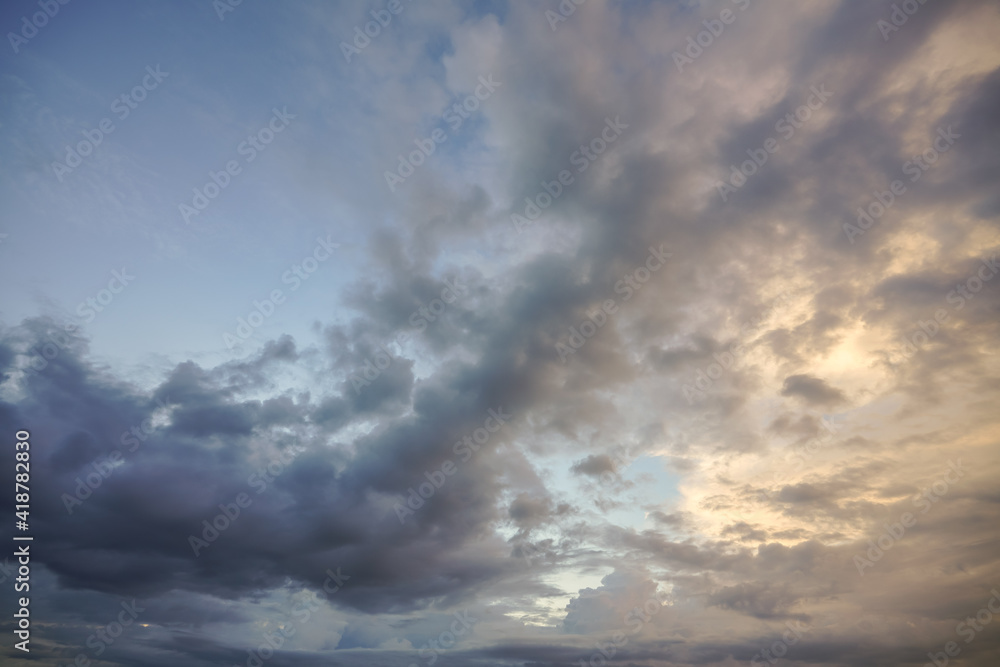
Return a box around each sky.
[1,0,999,665]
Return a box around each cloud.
[780,374,848,406]
[2,1,1000,665]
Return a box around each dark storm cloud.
[0,320,521,617]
